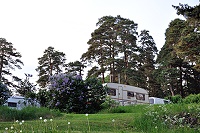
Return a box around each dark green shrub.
[168,94,182,103]
[183,94,200,104]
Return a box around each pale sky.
[0,0,199,83]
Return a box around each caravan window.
[108,88,116,96]
[136,93,145,101]
[127,91,134,97]
[149,99,154,104]
[8,102,17,107]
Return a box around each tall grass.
[0,106,62,121]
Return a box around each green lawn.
[0,104,200,133]
[0,113,139,133]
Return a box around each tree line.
[0,3,199,110]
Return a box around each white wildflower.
[44,119,47,122]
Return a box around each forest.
[0,3,199,109]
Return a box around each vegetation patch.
[0,106,62,122]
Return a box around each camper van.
[105,83,149,105]
[4,95,40,110]
[149,97,171,104]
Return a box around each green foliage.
[66,60,86,76]
[0,38,23,88]
[168,94,183,104]
[1,104,200,132]
[81,15,139,84]
[100,96,119,110]
[155,15,200,97]
[48,73,107,113]
[168,94,200,104]
[0,106,61,121]
[0,82,10,105]
[134,104,200,133]
[36,46,67,88]
[17,74,37,100]
[36,89,51,107]
[183,94,200,104]
[173,3,200,71]
[137,30,158,94]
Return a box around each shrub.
[100,96,119,110]
[183,94,200,104]
[168,94,182,104]
[48,73,107,113]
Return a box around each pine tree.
[0,38,23,88]
[138,30,158,96]
[36,46,66,88]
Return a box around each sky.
[0,0,199,83]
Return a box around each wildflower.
[20,122,23,125]
[50,119,53,122]
[39,117,42,120]
[112,119,115,122]
[22,120,25,123]
[76,75,82,80]
[11,126,14,129]
[5,127,8,130]
[68,122,70,125]
[55,101,60,106]
[85,113,88,117]
[20,130,22,132]
[155,126,158,129]
[44,119,47,122]
[16,120,19,123]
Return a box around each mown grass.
[0,104,200,133]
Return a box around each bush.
[183,94,200,104]
[168,94,182,104]
[48,73,107,113]
[100,96,119,110]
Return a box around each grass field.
[0,104,200,133]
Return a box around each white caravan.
[149,97,171,104]
[105,83,149,105]
[4,95,40,110]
